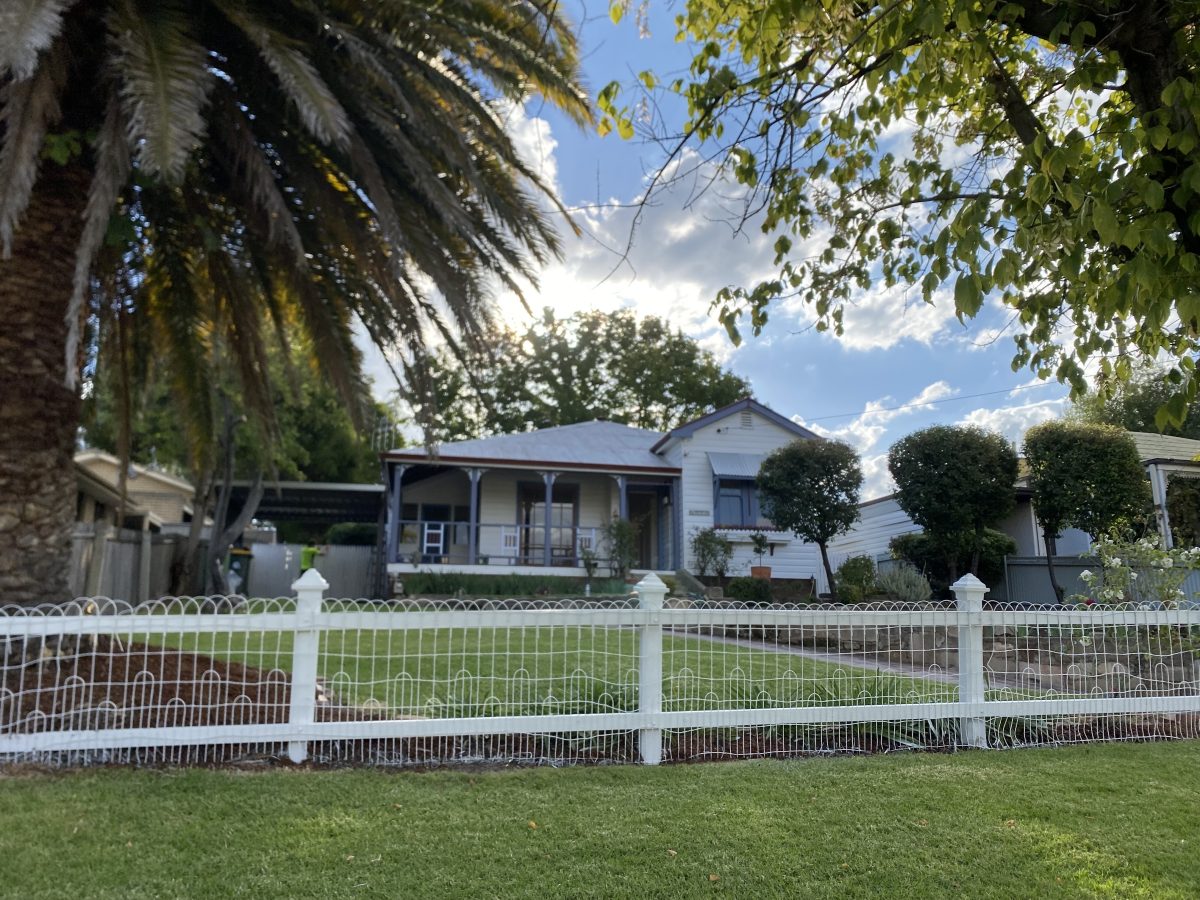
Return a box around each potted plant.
[749,532,772,580]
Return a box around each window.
[714,479,769,528]
[518,482,579,560]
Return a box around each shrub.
[875,562,933,604]
[834,555,876,603]
[890,528,1015,597]
[690,527,733,579]
[1077,532,1200,606]
[603,519,640,578]
[401,572,626,598]
[727,576,773,604]
[324,522,378,545]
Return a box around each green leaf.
[1093,202,1119,244]
[954,274,983,320]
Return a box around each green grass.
[3,741,1198,898]
[138,621,949,715]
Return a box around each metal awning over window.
[707,452,765,480]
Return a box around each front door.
[627,491,657,569]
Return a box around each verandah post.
[636,572,667,764]
[951,573,988,749]
[288,567,328,764]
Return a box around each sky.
[360,1,1074,499]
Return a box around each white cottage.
[381,398,827,585]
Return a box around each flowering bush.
[1076,533,1200,606]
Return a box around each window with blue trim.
[714,478,768,527]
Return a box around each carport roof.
[222,481,384,525]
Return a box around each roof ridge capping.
[650,397,819,453]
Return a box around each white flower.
[1130,572,1139,580]
[1079,569,1093,579]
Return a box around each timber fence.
[2,572,1198,767]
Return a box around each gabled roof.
[650,397,819,453]
[384,420,678,474]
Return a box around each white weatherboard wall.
[827,496,923,568]
[662,409,825,587]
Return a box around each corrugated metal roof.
[386,420,675,471]
[1128,431,1200,462]
[707,451,765,478]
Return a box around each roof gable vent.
[740,411,753,429]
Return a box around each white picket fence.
[2,572,1199,767]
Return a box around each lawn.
[139,618,950,715]
[2,741,1198,898]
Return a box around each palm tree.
[0,0,590,604]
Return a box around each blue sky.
[363,2,1073,498]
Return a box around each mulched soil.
[2,636,292,732]
[2,638,1196,768]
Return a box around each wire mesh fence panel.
[1,572,1198,768]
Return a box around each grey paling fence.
[68,525,184,603]
[1003,556,1200,606]
[246,544,374,599]
[2,572,1199,768]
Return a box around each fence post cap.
[950,573,987,592]
[635,572,667,592]
[292,568,329,592]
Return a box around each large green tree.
[1024,421,1150,601]
[613,1,1200,417]
[414,308,752,439]
[1072,363,1200,438]
[0,1,589,604]
[888,425,1018,581]
[756,438,863,601]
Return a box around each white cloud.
[959,396,1070,446]
[814,284,965,351]
[795,380,958,498]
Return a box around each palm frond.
[65,90,131,390]
[108,0,213,181]
[215,0,350,149]
[210,89,306,264]
[0,0,74,80]
[0,35,64,256]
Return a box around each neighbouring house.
[827,429,1200,602]
[381,398,829,586]
[75,449,198,530]
[76,462,156,532]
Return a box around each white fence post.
[636,572,666,765]
[288,567,328,763]
[952,573,988,749]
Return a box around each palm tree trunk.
[0,163,91,605]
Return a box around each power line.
[804,380,1061,423]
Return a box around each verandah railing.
[2,571,1199,766]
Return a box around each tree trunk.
[207,471,264,598]
[969,526,982,576]
[818,541,838,602]
[0,164,91,605]
[1043,529,1065,604]
[173,468,214,595]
